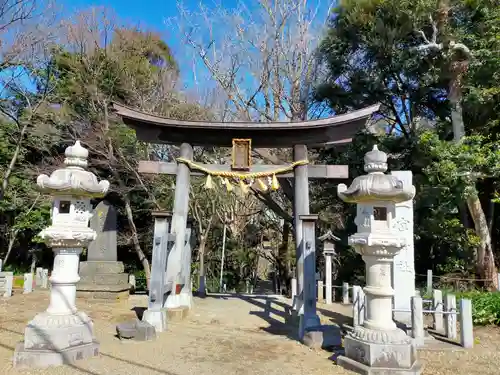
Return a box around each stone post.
[319,231,340,305]
[167,143,193,308]
[41,269,49,289]
[411,296,425,347]
[391,171,415,325]
[317,280,324,303]
[336,145,422,375]
[3,272,13,297]
[298,214,320,339]
[352,285,360,327]
[35,267,43,287]
[324,257,332,304]
[293,144,309,316]
[143,211,171,332]
[14,141,109,368]
[23,273,33,294]
[433,289,444,332]
[291,277,297,310]
[179,217,194,308]
[459,299,473,348]
[342,282,349,304]
[445,293,457,340]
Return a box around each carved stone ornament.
[350,325,412,345]
[36,141,110,197]
[38,227,96,248]
[337,145,415,203]
[27,311,92,329]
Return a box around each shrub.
[456,291,500,326]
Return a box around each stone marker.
[77,201,129,301]
[298,215,321,340]
[391,170,416,325]
[142,211,172,332]
[129,274,136,292]
[317,280,324,303]
[41,269,49,289]
[342,282,349,304]
[116,320,156,341]
[0,271,13,297]
[35,267,43,287]
[23,273,33,294]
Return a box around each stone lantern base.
[13,311,100,368]
[337,326,422,375]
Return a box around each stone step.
[79,261,125,275]
[79,273,129,285]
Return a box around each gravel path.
[0,291,499,375]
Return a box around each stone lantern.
[318,230,340,305]
[336,145,422,375]
[14,141,110,368]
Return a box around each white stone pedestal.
[14,248,99,368]
[337,250,422,374]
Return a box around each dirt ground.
[0,290,499,375]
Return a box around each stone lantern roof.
[36,141,110,197]
[337,145,415,203]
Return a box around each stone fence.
[351,286,474,349]
[425,269,500,294]
[0,260,50,298]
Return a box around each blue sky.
[58,0,333,94]
[59,0,240,66]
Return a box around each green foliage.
[456,291,500,325]
[419,131,500,198]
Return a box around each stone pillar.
[293,144,309,316]
[391,170,415,324]
[179,218,194,308]
[14,141,108,368]
[166,143,193,308]
[143,211,171,332]
[291,277,297,310]
[47,249,81,314]
[325,254,332,304]
[298,214,320,339]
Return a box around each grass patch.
[13,277,24,288]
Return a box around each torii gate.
[113,102,379,336]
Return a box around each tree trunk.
[122,195,151,288]
[277,222,291,294]
[199,235,207,277]
[198,234,207,290]
[467,194,498,289]
[0,122,28,201]
[3,230,18,265]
